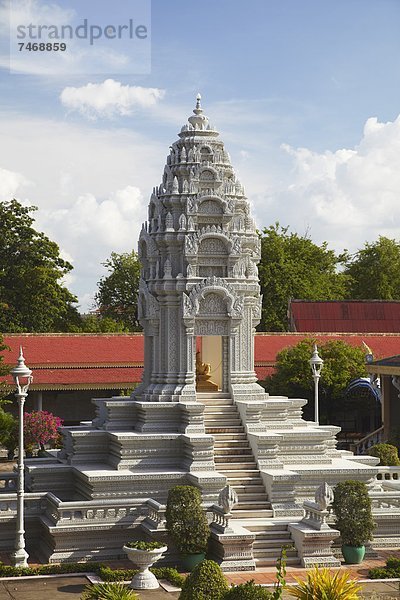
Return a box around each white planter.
[123,545,168,589]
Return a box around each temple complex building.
[2,97,400,569]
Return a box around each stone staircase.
[199,392,299,567]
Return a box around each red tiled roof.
[289,301,400,333]
[2,332,399,389]
[3,333,144,366]
[3,367,144,391]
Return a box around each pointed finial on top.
[193,93,203,115]
[18,346,24,364]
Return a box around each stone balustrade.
[302,501,331,531]
[0,472,17,492]
[44,492,146,525]
[375,466,400,483]
[370,490,400,510]
[143,499,166,530]
[211,504,231,532]
[0,492,47,518]
[354,426,384,455]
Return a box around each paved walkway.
[0,576,180,599]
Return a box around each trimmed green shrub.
[81,582,138,599]
[332,480,374,547]
[369,555,400,579]
[166,485,210,555]
[368,443,400,466]
[386,557,400,570]
[124,540,165,550]
[224,579,272,599]
[0,561,185,588]
[179,559,228,600]
[369,566,399,579]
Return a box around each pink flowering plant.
[24,410,63,452]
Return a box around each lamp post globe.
[309,344,324,425]
[10,347,32,568]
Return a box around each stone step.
[254,556,300,567]
[222,472,261,482]
[214,440,250,453]
[232,500,271,510]
[212,433,247,441]
[205,419,242,426]
[253,546,297,557]
[216,462,257,470]
[197,392,231,399]
[215,456,255,465]
[214,440,250,448]
[206,427,245,434]
[214,448,253,456]
[201,398,235,410]
[203,407,237,414]
[253,537,292,549]
[241,522,292,532]
[231,484,266,494]
[231,509,274,519]
[236,493,269,503]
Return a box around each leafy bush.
[179,559,228,600]
[224,580,272,599]
[124,540,165,550]
[368,443,400,466]
[332,480,374,546]
[24,410,63,451]
[386,556,400,570]
[287,567,361,599]
[0,561,184,587]
[166,485,210,555]
[81,582,138,599]
[0,409,17,450]
[369,556,400,579]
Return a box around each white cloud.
[251,113,400,252]
[0,112,164,310]
[0,166,30,201]
[60,80,165,119]
[39,186,146,309]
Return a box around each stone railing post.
[289,482,341,568]
[209,485,255,571]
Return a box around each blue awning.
[345,377,380,402]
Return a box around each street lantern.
[309,344,324,425]
[10,347,32,568]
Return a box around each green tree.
[0,199,80,332]
[258,224,348,331]
[77,314,129,333]
[344,236,400,299]
[94,251,141,331]
[264,339,367,423]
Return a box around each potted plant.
[123,540,167,590]
[165,485,210,571]
[332,480,375,564]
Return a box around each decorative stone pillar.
[209,485,256,571]
[289,482,341,567]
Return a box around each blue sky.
[1,0,399,310]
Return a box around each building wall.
[5,389,122,424]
